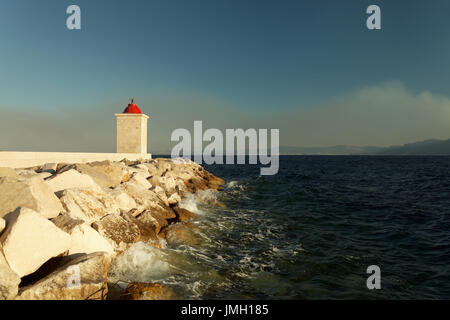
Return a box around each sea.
[108,156,450,299]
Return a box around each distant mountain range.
[281,139,450,155]
[280,145,385,155]
[377,139,450,155]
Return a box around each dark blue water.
[110,156,450,299]
[200,156,450,299]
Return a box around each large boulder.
[0,176,63,219]
[153,186,170,207]
[67,224,115,256]
[0,250,21,300]
[57,162,127,189]
[136,210,173,235]
[88,161,128,187]
[172,206,197,222]
[92,214,141,252]
[106,189,137,214]
[135,210,162,234]
[56,164,111,189]
[46,169,101,193]
[127,172,152,189]
[57,188,120,224]
[121,212,158,243]
[144,157,226,196]
[0,167,18,178]
[0,207,71,277]
[116,177,173,217]
[169,158,225,192]
[52,214,115,256]
[148,175,179,197]
[16,252,111,300]
[161,222,203,246]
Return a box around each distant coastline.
[279,138,450,156]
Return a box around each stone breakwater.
[0,158,224,300]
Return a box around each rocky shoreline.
[0,158,225,300]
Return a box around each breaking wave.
[108,242,172,284]
[108,176,301,299]
[178,189,218,215]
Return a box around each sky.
[1,0,450,153]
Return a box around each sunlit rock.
[0,207,71,277]
[0,249,20,300]
[0,167,18,178]
[46,169,101,193]
[92,214,141,252]
[0,176,63,219]
[16,252,111,300]
[57,188,120,224]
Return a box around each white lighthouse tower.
[115,98,150,154]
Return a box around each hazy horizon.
[1,0,450,154]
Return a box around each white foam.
[179,194,202,214]
[108,242,172,283]
[227,181,239,188]
[179,189,218,215]
[186,280,204,298]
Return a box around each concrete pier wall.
[0,152,152,168]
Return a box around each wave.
[108,242,172,284]
[179,189,218,215]
[108,176,303,299]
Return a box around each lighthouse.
[115,98,150,154]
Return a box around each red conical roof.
[123,98,142,114]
